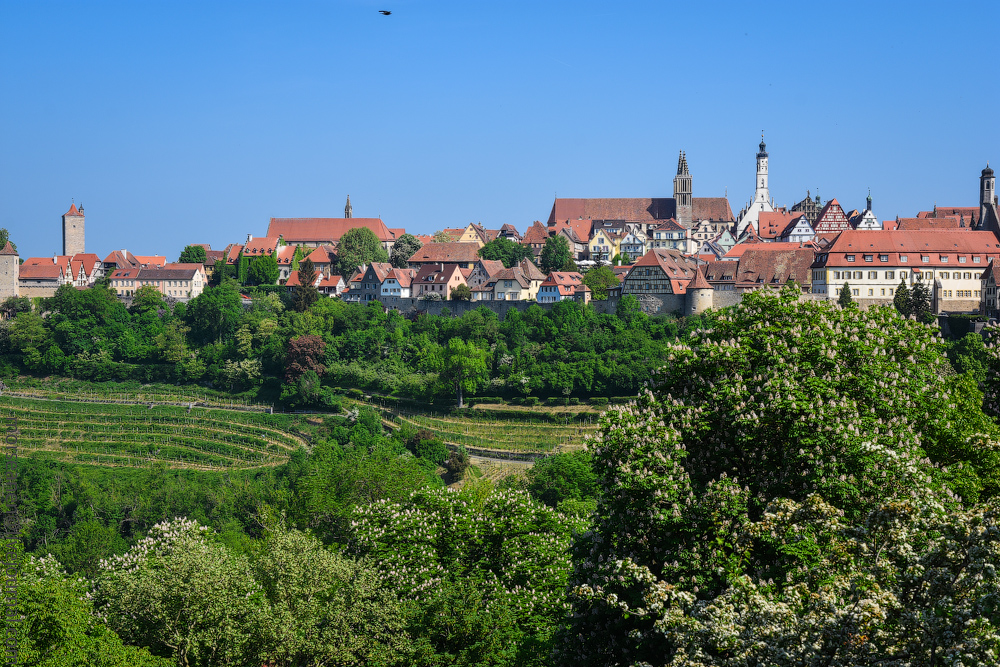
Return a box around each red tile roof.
[548,197,733,225]
[304,245,338,265]
[813,198,851,233]
[385,268,416,288]
[757,211,805,240]
[918,206,979,220]
[735,248,815,287]
[407,242,481,264]
[267,218,394,244]
[517,258,546,281]
[692,197,736,222]
[19,264,63,279]
[724,241,816,259]
[134,255,166,267]
[0,242,16,256]
[242,237,279,256]
[521,221,550,246]
[64,203,82,217]
[894,217,966,231]
[276,245,297,265]
[688,266,711,289]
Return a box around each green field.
[381,408,598,453]
[0,396,302,470]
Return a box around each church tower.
[345,195,353,219]
[981,164,995,224]
[673,151,693,227]
[736,134,775,236]
[62,202,85,256]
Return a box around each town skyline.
[2,1,998,260]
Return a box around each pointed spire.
[345,195,353,219]
[0,242,16,256]
[866,188,872,212]
[689,265,711,290]
[676,150,689,176]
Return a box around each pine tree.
[894,280,912,317]
[910,280,932,322]
[838,282,855,308]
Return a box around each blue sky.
[1,1,997,260]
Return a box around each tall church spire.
[673,150,693,227]
[345,195,353,219]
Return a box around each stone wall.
[62,214,85,256]
[19,283,60,298]
[0,257,18,298]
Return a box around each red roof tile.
[894,217,966,231]
[0,242,16,256]
[64,203,82,217]
[407,242,481,264]
[724,242,816,259]
[267,218,394,244]
[521,221,550,246]
[19,264,62,279]
[688,266,711,289]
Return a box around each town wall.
[19,284,60,298]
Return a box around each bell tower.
[981,164,995,224]
[754,134,770,206]
[673,151,692,226]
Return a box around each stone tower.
[62,203,85,256]
[0,242,18,299]
[345,195,353,219]
[686,266,713,315]
[981,164,995,224]
[673,151,693,227]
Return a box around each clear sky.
[1,0,998,260]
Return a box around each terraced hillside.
[0,396,303,470]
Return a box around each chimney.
[247,233,253,245]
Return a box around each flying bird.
[379,10,391,14]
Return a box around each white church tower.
[736,134,775,237]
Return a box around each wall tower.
[62,203,85,256]
[0,242,18,299]
[673,151,693,227]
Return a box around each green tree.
[252,520,411,666]
[130,284,164,314]
[478,237,535,268]
[237,251,250,284]
[837,281,854,307]
[95,519,270,666]
[247,255,279,285]
[582,265,619,300]
[290,245,304,271]
[450,283,472,301]
[0,228,17,253]
[894,279,912,316]
[390,233,423,268]
[526,450,597,508]
[432,230,454,243]
[910,279,932,322]
[337,227,389,277]
[438,337,489,408]
[185,279,243,344]
[540,235,572,274]
[293,259,320,312]
[177,244,207,264]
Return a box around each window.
[941,272,950,279]
[940,256,949,262]
[886,270,895,280]
[852,289,859,296]
[965,272,973,280]
[976,290,981,297]
[974,256,982,263]
[900,271,907,279]
[889,288,894,296]
[854,271,863,280]
[881,288,886,295]
[921,256,930,263]
[846,255,855,262]
[868,289,874,296]
[864,255,873,262]
[879,254,889,262]
[868,271,877,279]
[960,256,968,263]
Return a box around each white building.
[736,136,775,237]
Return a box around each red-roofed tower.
[0,241,18,298]
[62,202,85,256]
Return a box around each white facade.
[780,216,816,244]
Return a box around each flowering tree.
[557,287,1000,666]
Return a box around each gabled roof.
[630,248,699,281]
[407,242,481,264]
[305,245,338,264]
[692,197,736,222]
[984,259,1000,284]
[475,258,506,277]
[135,267,202,280]
[285,270,322,288]
[548,198,677,225]
[0,242,17,256]
[103,250,141,269]
[703,260,736,281]
[724,241,816,259]
[549,218,593,242]
[823,229,1000,257]
[521,221,550,246]
[267,218,394,243]
[225,245,244,265]
[540,271,584,295]
[653,219,686,232]
[517,258,546,281]
[385,268,416,288]
[735,248,815,287]
[363,262,394,283]
[918,206,979,220]
[490,267,531,289]
[414,263,465,284]
[276,245,297,265]
[757,211,804,240]
[813,198,851,233]
[134,255,166,267]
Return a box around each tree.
[478,237,534,268]
[837,281,854,307]
[185,279,243,344]
[432,230,454,243]
[910,279,932,322]
[556,287,1000,666]
[177,244,207,264]
[438,338,489,408]
[582,265,619,300]
[130,284,165,314]
[540,235,573,274]
[450,283,472,301]
[95,518,270,667]
[0,228,16,253]
[894,279,912,316]
[247,255,279,285]
[237,251,250,284]
[293,258,319,312]
[291,245,304,271]
[390,233,423,268]
[526,450,597,508]
[284,334,326,383]
[338,227,389,277]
